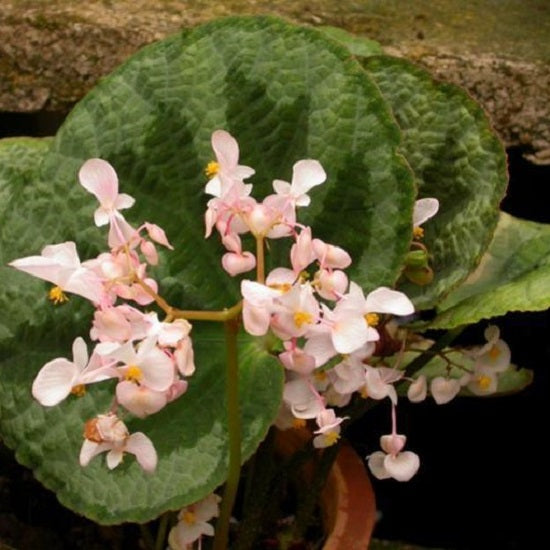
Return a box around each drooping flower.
[313,408,346,448]
[168,493,221,550]
[80,413,157,472]
[368,433,420,482]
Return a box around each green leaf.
[429,212,550,329]
[0,323,283,524]
[318,25,383,57]
[362,56,508,308]
[39,16,415,300]
[0,137,54,342]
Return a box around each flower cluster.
[10,158,194,472]
[203,131,436,480]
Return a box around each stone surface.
[1,0,549,163]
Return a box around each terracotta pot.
[321,443,376,549]
[275,429,376,549]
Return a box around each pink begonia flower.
[78,158,137,248]
[115,381,169,418]
[329,356,367,395]
[270,283,320,339]
[407,375,428,403]
[279,340,316,375]
[220,229,256,276]
[312,239,352,270]
[283,376,325,419]
[90,305,151,343]
[97,337,175,392]
[430,376,464,404]
[80,413,157,473]
[9,241,106,305]
[368,433,420,482]
[32,337,117,406]
[175,337,196,377]
[313,408,346,449]
[364,366,403,405]
[205,130,254,198]
[470,325,511,372]
[240,269,295,336]
[314,268,349,301]
[272,159,326,208]
[145,314,191,347]
[465,327,511,395]
[168,493,221,550]
[290,227,316,274]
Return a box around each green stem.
[154,513,171,550]
[213,318,242,550]
[404,327,465,378]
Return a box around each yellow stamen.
[365,313,380,327]
[477,375,492,391]
[293,310,313,328]
[125,365,143,383]
[292,418,306,429]
[48,286,68,305]
[413,226,424,239]
[314,371,327,382]
[268,282,292,293]
[323,431,340,446]
[488,345,501,360]
[71,384,86,397]
[360,387,369,399]
[205,161,219,178]
[183,510,197,525]
[299,271,310,282]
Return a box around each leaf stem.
[213,318,242,550]
[154,513,171,550]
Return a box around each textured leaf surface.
[429,212,550,329]
[0,17,416,524]
[0,138,54,342]
[362,56,508,309]
[0,322,282,524]
[40,16,415,300]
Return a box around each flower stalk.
[213,317,242,550]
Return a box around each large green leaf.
[39,16,415,300]
[429,212,550,329]
[362,56,508,308]
[0,323,283,524]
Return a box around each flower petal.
[32,358,79,406]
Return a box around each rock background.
[1,0,549,163]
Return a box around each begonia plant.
[1,16,549,550]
